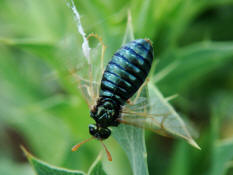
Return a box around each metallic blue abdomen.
[100,39,154,105]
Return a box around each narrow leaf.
[22,147,85,175]
[112,125,148,175]
[210,139,233,175]
[122,10,135,45]
[155,41,233,94]
[88,155,107,175]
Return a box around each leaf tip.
[20,145,33,161]
[188,139,201,150]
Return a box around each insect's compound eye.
[88,124,98,136]
[99,128,111,139]
[88,124,111,140]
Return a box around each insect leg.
[117,118,170,137]
[126,99,134,105]
[68,68,92,107]
[122,110,172,131]
[122,110,171,118]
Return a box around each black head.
[72,124,113,161]
[89,124,111,140]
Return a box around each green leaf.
[0,103,71,165]
[211,91,233,119]
[155,41,233,95]
[22,147,108,175]
[0,48,72,165]
[133,0,155,37]
[112,125,148,175]
[22,147,85,175]
[88,155,107,175]
[0,156,33,175]
[208,92,233,175]
[210,139,233,175]
[122,11,135,45]
[167,141,190,175]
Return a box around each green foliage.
[22,147,106,175]
[0,0,233,175]
[155,41,233,95]
[211,139,233,175]
[113,125,148,175]
[87,156,107,175]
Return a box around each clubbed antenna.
[100,141,112,161]
[72,137,94,152]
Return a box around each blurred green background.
[0,0,233,175]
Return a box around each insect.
[71,38,156,160]
[89,38,153,138]
[70,36,197,161]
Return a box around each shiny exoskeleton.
[89,39,154,140]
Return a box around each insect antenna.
[100,140,112,161]
[72,137,94,152]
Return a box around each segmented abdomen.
[100,39,154,105]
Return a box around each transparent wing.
[121,82,200,149]
[70,70,100,107]
[68,34,106,108]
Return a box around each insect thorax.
[90,97,121,128]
